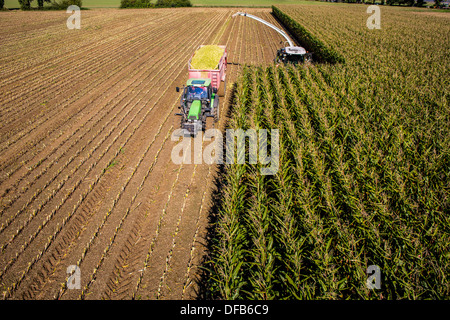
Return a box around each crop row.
[0,10,188,177]
[0,11,183,82]
[272,6,345,64]
[75,126,173,300]
[0,13,202,226]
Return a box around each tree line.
[120,0,192,8]
[0,0,82,10]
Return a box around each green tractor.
[176,78,219,136]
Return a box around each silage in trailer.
[190,45,225,70]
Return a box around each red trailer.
[187,45,227,96]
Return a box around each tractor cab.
[276,46,312,64]
[176,78,219,135]
[183,78,213,102]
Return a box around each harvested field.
[0,7,289,300]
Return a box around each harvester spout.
[232,12,294,47]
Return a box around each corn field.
[206,4,449,300]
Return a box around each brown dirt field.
[0,7,291,300]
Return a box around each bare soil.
[0,7,288,300]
